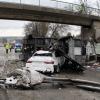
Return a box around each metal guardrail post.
[71,3,73,12]
[56,0,58,8]
[20,0,21,4]
[39,0,40,6]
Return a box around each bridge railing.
[50,0,100,16]
[0,0,100,16]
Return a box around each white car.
[25,50,65,73]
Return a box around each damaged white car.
[25,50,65,73]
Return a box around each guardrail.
[0,0,100,16]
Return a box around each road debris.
[0,68,100,93]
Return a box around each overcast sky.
[0,0,98,37]
[0,20,28,37]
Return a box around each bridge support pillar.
[81,26,94,41]
[92,21,100,41]
[81,21,100,41]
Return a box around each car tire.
[54,65,60,73]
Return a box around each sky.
[0,20,28,37]
[0,0,98,37]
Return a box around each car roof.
[35,50,52,54]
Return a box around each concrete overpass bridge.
[0,0,100,40]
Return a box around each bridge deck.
[0,2,99,26]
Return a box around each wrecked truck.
[49,36,85,72]
[24,36,85,73]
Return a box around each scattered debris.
[85,62,100,71]
[0,69,100,92]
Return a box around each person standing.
[4,42,10,54]
[9,43,12,52]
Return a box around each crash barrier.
[76,85,100,92]
[71,79,100,87]
[44,77,100,92]
[1,76,100,92]
[44,77,100,87]
[72,79,100,92]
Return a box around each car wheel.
[56,65,60,73]
[54,65,60,73]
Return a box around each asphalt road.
[0,47,19,63]
[0,47,20,78]
[0,46,100,100]
[0,85,100,100]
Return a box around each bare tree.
[47,23,70,38]
[24,22,33,36]
[24,22,49,37]
[77,0,93,15]
[24,22,70,38]
[95,0,100,8]
[96,0,100,16]
[77,0,88,14]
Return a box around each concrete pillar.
[81,26,96,62]
[81,22,100,61]
[81,26,95,41]
[92,21,100,40]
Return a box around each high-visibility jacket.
[5,43,10,49]
[9,44,12,48]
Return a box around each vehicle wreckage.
[1,69,100,92]
[49,36,85,72]
[22,36,85,73]
[1,36,99,92]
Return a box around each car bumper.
[25,63,54,73]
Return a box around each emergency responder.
[4,42,10,54]
[9,43,12,52]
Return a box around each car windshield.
[34,53,52,57]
